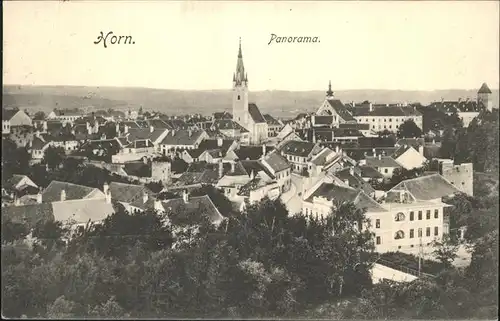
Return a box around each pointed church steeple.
[326,80,334,99]
[234,37,247,86]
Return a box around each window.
[394,230,405,239]
[434,226,439,236]
[376,236,381,245]
[376,219,380,228]
[410,229,414,238]
[426,210,431,220]
[418,211,422,220]
[434,209,439,218]
[395,212,405,222]
[384,168,388,173]
[418,228,422,237]
[426,227,431,237]
[237,95,241,100]
[410,211,414,221]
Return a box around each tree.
[46,296,76,318]
[397,120,422,138]
[43,146,66,170]
[33,111,46,120]
[190,185,235,217]
[1,219,29,244]
[431,234,459,268]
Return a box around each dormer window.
[395,212,405,221]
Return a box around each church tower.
[232,38,249,125]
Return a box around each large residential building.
[231,39,269,145]
[279,140,322,174]
[351,103,423,133]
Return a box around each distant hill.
[3,85,498,119]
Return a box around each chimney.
[458,97,462,103]
[37,190,43,204]
[369,103,373,112]
[218,160,224,179]
[150,125,154,133]
[378,154,381,160]
[94,120,99,134]
[432,139,435,145]
[86,122,92,135]
[312,129,316,143]
[231,162,235,173]
[60,189,66,202]
[335,145,339,153]
[115,123,120,136]
[344,179,349,186]
[124,125,129,134]
[349,167,354,176]
[171,130,176,136]
[372,148,376,156]
[103,182,109,195]
[42,121,48,132]
[14,196,21,206]
[418,145,424,156]
[399,190,404,203]
[142,191,148,204]
[250,170,255,180]
[188,130,192,137]
[217,137,223,147]
[182,190,189,203]
[105,189,111,204]
[154,199,163,212]
[262,144,266,156]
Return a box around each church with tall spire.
[314,80,356,127]
[231,38,268,145]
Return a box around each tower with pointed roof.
[477,82,493,111]
[233,38,249,126]
[326,80,334,99]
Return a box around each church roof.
[478,83,492,94]
[326,99,355,121]
[248,103,267,123]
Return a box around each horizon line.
[3,83,497,93]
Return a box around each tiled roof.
[213,119,246,131]
[109,182,155,205]
[161,195,223,223]
[5,174,29,190]
[391,145,413,160]
[342,147,398,161]
[51,198,114,224]
[42,181,98,203]
[237,177,276,197]
[310,148,336,166]
[314,115,333,125]
[248,103,266,123]
[389,174,460,201]
[395,138,425,149]
[305,183,387,212]
[352,105,422,117]
[234,146,274,161]
[478,82,492,94]
[240,160,276,179]
[262,151,290,172]
[326,99,355,121]
[213,111,233,120]
[160,129,205,146]
[280,140,318,157]
[334,168,375,195]
[263,114,281,126]
[31,136,49,150]
[429,101,484,113]
[338,123,370,130]
[2,108,19,121]
[365,156,401,168]
[359,165,385,179]
[147,119,173,129]
[126,128,167,143]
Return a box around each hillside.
[3,85,499,118]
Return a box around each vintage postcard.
[2,1,499,319]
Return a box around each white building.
[352,103,423,133]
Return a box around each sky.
[3,1,499,91]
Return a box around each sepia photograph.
[2,0,499,319]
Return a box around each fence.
[376,258,436,280]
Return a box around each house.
[237,174,281,208]
[314,81,356,126]
[361,154,402,178]
[333,167,376,196]
[181,138,238,163]
[171,161,224,189]
[124,126,170,152]
[2,175,39,198]
[2,196,114,229]
[231,40,269,145]
[7,125,35,147]
[358,165,385,183]
[213,111,233,120]
[159,129,208,156]
[107,182,156,213]
[47,109,85,123]
[29,134,51,161]
[263,114,283,137]
[338,123,372,137]
[157,191,224,225]
[279,140,322,173]
[308,147,338,177]
[2,108,32,134]
[438,161,473,196]
[216,161,254,199]
[41,180,107,203]
[390,144,427,170]
[274,131,303,149]
[112,139,157,163]
[275,123,295,141]
[351,103,423,133]
[261,151,292,193]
